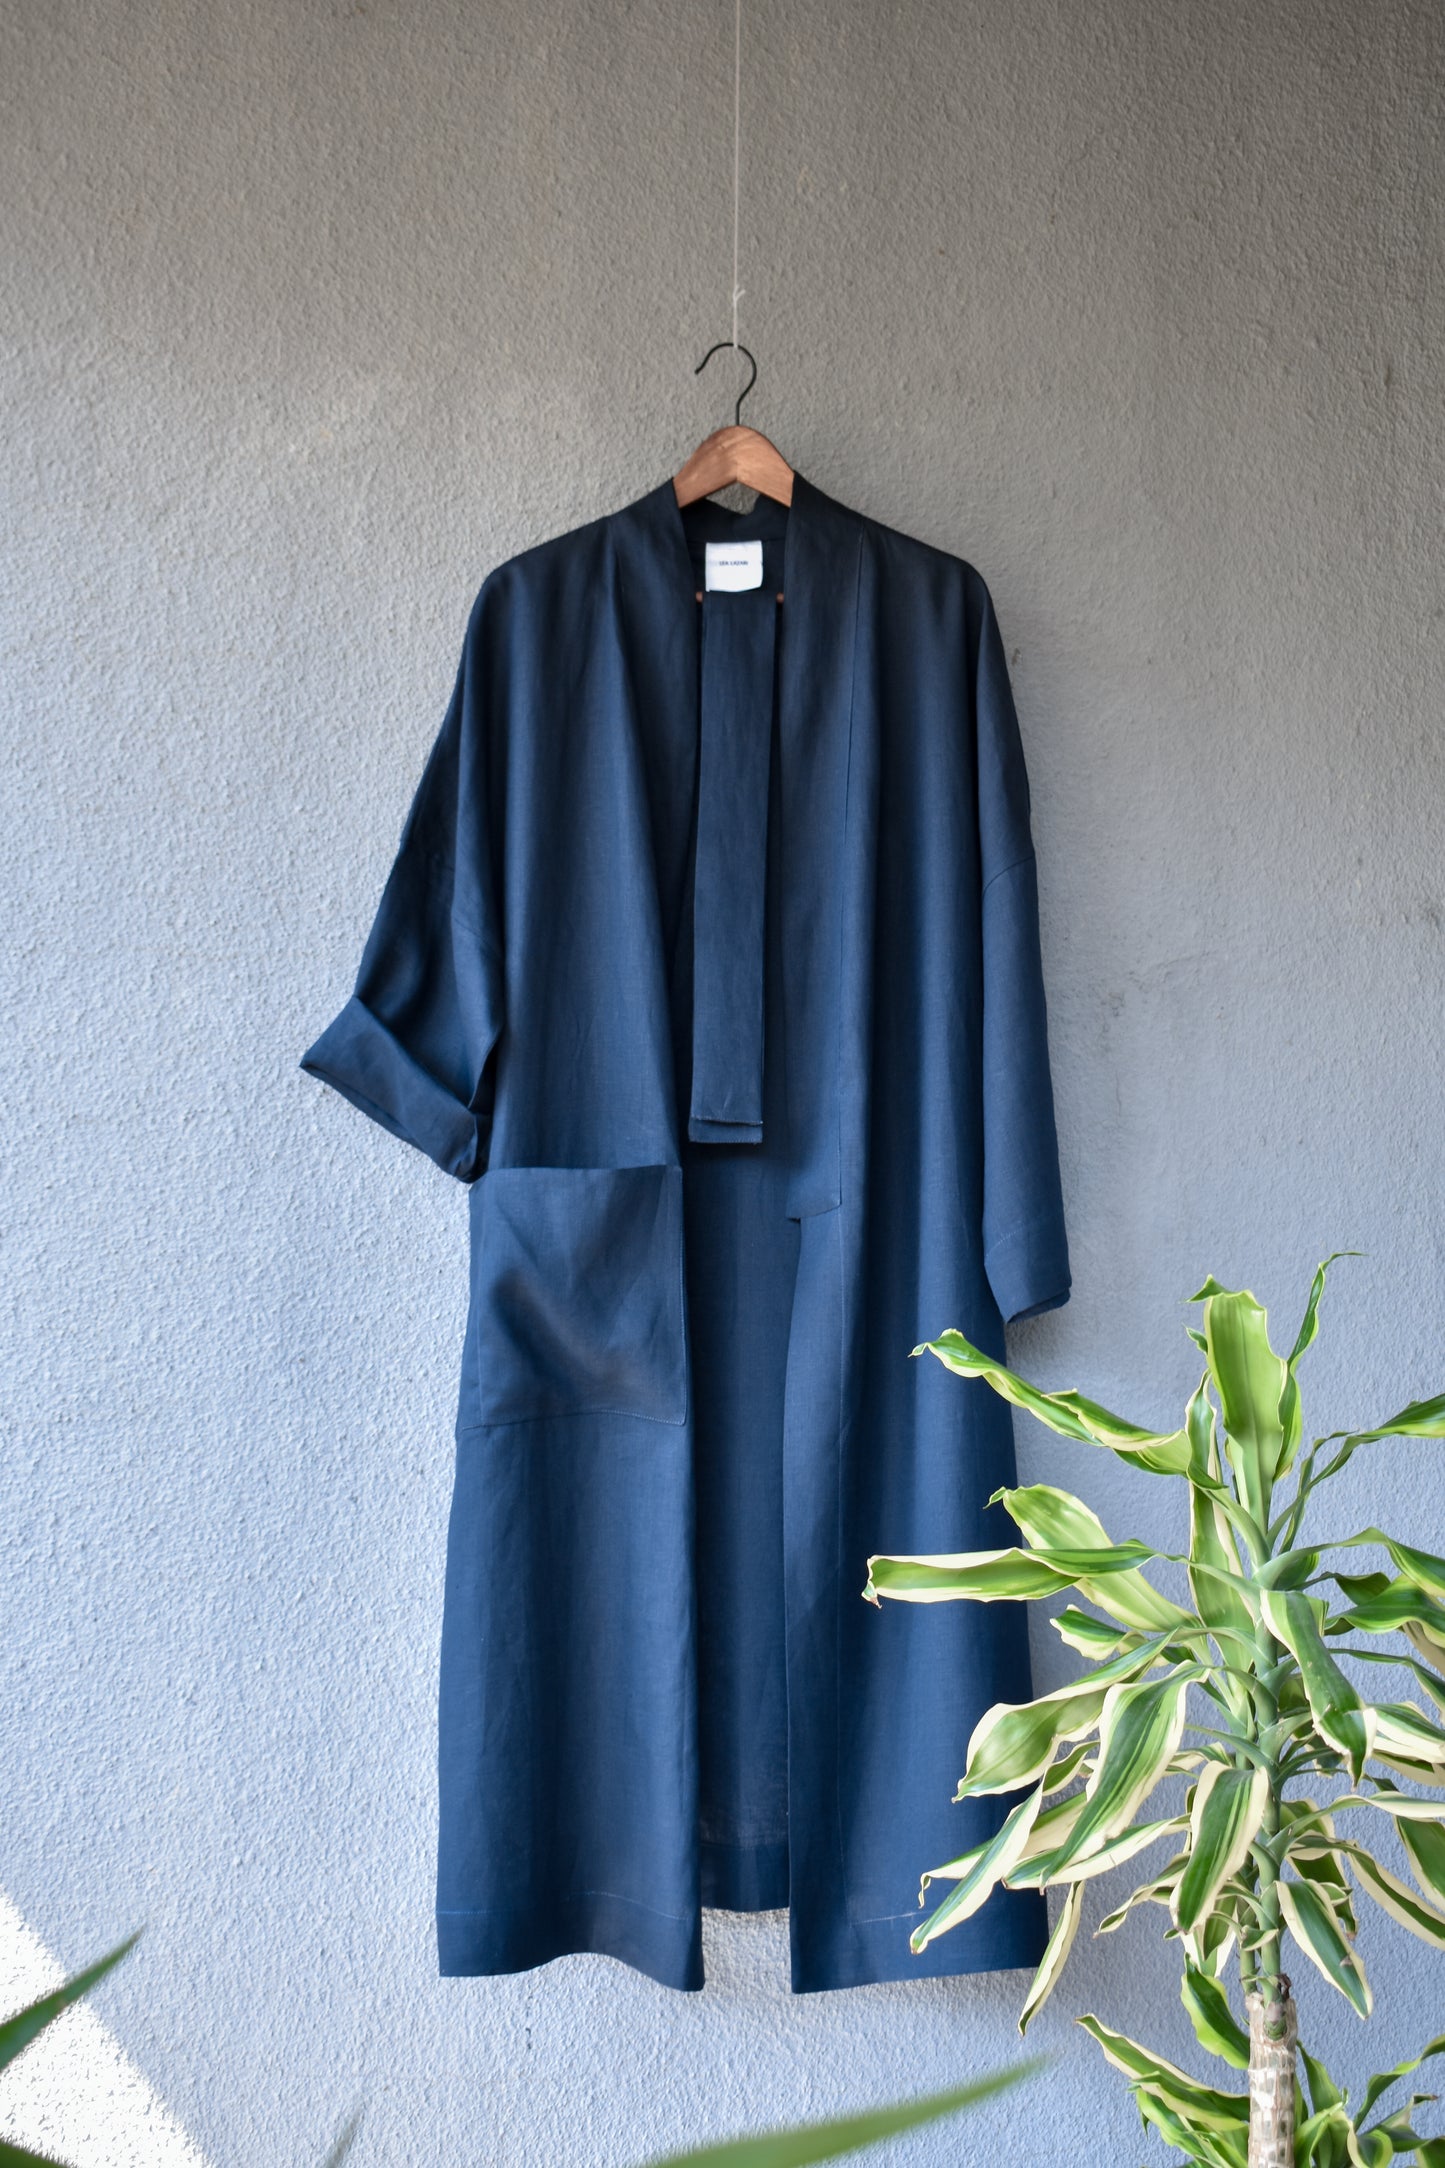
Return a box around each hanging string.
[730,0,743,355]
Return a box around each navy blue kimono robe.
[300,471,1071,1993]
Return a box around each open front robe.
[300,471,1072,1993]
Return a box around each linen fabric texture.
[299,473,1071,1993]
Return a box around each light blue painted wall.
[4,0,1444,2161]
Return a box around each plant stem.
[1246,1985,1298,2168]
[1243,1501,1297,2168]
[1247,1583,1286,1987]
[1254,1781,1283,1991]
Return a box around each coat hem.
[788,1891,1050,1993]
[436,1894,704,1992]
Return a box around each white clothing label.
[704,540,764,592]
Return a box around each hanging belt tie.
[688,587,777,1144]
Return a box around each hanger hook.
[695,340,757,427]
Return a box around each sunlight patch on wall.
[0,1894,210,2168]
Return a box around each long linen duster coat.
[300,471,1072,1994]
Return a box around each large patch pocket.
[468,1164,687,1426]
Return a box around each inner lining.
[674,490,797,1909]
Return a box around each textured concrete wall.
[3,1,1443,2162]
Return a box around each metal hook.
[695,340,757,427]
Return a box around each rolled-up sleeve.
[300,587,504,1183]
[971,573,1071,1324]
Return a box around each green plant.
[0,1934,1028,2168]
[639,2061,1039,2166]
[864,1259,1445,2168]
[0,1931,360,2168]
[0,1935,139,2168]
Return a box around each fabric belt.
[688,587,777,1145]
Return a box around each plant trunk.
[1246,1985,1297,2168]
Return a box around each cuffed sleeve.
[300,592,504,1182]
[972,576,1071,1323]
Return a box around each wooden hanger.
[674,424,794,510]
[673,344,794,511]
